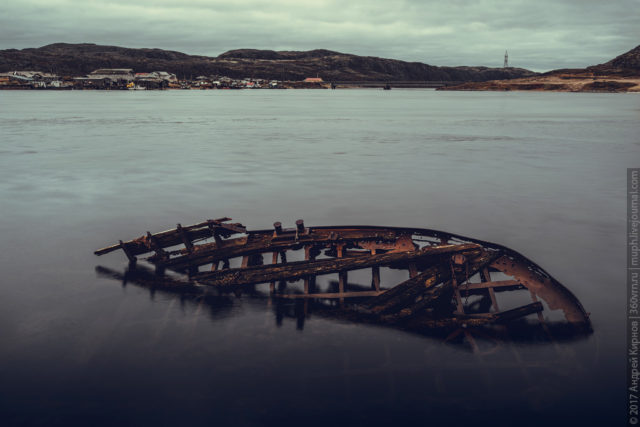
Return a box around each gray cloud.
[0,0,637,71]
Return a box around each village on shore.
[0,68,332,90]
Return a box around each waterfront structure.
[134,72,176,89]
[0,71,65,88]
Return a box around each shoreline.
[438,74,640,93]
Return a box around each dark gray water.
[1,89,638,426]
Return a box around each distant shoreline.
[439,74,640,93]
[0,80,460,91]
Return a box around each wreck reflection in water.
[96,263,592,354]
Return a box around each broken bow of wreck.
[94,217,591,332]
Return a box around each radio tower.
[503,50,509,68]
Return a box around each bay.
[0,89,638,426]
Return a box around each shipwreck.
[94,217,591,339]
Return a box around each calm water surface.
[0,90,638,426]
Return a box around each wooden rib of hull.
[147,229,406,270]
[193,243,481,287]
[94,217,244,257]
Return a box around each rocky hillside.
[0,43,536,82]
[441,44,640,92]
[587,44,640,75]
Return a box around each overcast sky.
[0,0,638,71]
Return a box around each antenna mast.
[503,50,509,68]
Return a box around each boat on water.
[95,217,591,333]
[126,82,146,90]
